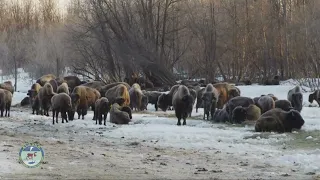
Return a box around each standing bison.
[172,85,194,126]
[0,89,12,117]
[201,83,219,120]
[95,97,111,125]
[51,93,72,125]
[157,85,179,112]
[287,86,303,112]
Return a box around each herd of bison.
[0,74,319,133]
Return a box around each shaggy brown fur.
[32,95,40,115]
[70,86,101,120]
[157,85,179,112]
[143,91,162,111]
[36,74,56,86]
[228,86,241,100]
[255,108,305,133]
[100,82,131,97]
[51,93,72,125]
[95,97,111,125]
[275,100,293,111]
[129,83,144,111]
[0,89,12,117]
[49,79,58,93]
[213,83,232,109]
[20,97,30,106]
[245,104,261,121]
[110,98,131,124]
[38,82,55,116]
[121,106,132,119]
[57,82,69,94]
[172,85,194,126]
[257,95,275,114]
[56,76,82,92]
[196,87,205,113]
[105,84,130,107]
[201,84,219,120]
[80,81,106,92]
[0,81,14,94]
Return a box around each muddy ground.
[0,107,319,180]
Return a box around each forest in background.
[0,0,320,90]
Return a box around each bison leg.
[7,105,10,117]
[56,110,59,124]
[52,110,55,125]
[104,113,108,126]
[196,108,198,113]
[81,109,87,120]
[32,108,35,115]
[99,113,103,125]
[92,105,96,120]
[95,110,98,125]
[77,108,81,119]
[155,104,158,111]
[0,108,3,117]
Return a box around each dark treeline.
[0,0,320,89]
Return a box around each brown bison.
[51,93,72,125]
[257,95,275,114]
[201,83,219,120]
[287,86,303,112]
[49,79,58,93]
[129,83,144,111]
[172,85,194,126]
[0,81,14,95]
[143,91,162,111]
[56,76,82,92]
[157,85,179,112]
[100,82,130,97]
[38,82,55,116]
[225,96,254,119]
[275,100,293,112]
[70,86,101,120]
[245,104,261,121]
[36,74,56,86]
[213,83,235,109]
[0,89,12,117]
[80,81,106,92]
[94,97,111,126]
[195,87,205,113]
[255,108,305,133]
[110,97,131,124]
[105,84,130,107]
[57,82,69,94]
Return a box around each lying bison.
[255,108,304,133]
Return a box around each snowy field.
[0,70,320,179]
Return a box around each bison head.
[308,93,315,104]
[157,93,170,112]
[284,109,305,132]
[231,106,247,124]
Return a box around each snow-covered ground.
[0,70,320,179]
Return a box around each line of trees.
[0,0,320,89]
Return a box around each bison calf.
[95,97,111,126]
